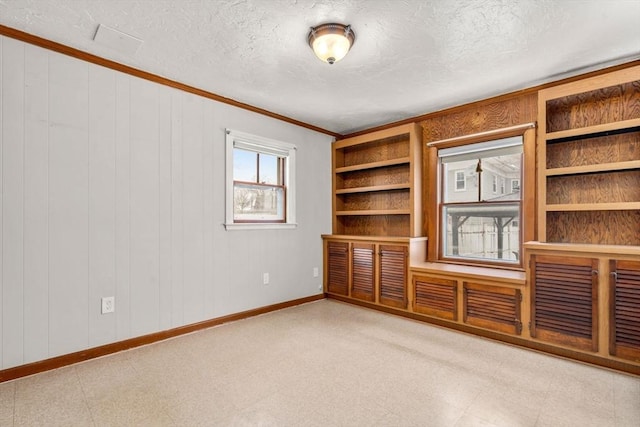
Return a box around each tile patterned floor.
[1,299,639,426]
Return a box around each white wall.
[0,35,333,370]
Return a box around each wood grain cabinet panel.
[463,282,522,335]
[379,244,408,309]
[326,241,349,296]
[610,259,640,361]
[531,255,598,351]
[351,243,375,301]
[413,275,457,320]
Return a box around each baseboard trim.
[0,294,325,383]
[327,294,640,376]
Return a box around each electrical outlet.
[263,273,269,285]
[101,296,115,314]
[313,267,319,277]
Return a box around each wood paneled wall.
[417,93,538,236]
[419,94,538,143]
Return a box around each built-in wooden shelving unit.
[537,65,640,246]
[528,65,640,369]
[332,123,422,237]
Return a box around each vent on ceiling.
[93,24,143,55]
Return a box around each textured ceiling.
[1,0,639,135]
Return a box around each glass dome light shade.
[308,23,355,64]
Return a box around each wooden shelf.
[335,157,410,174]
[335,183,410,194]
[545,202,640,212]
[336,209,411,216]
[545,118,640,141]
[545,160,640,177]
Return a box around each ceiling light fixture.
[308,23,355,65]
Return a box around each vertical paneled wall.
[0,35,332,369]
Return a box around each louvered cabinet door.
[351,243,375,302]
[610,260,640,361]
[326,241,349,296]
[531,255,598,351]
[379,244,408,308]
[413,275,457,320]
[463,283,522,335]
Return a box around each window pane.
[442,203,520,263]
[233,148,257,182]
[444,161,476,202]
[443,153,521,203]
[233,182,285,221]
[258,153,280,185]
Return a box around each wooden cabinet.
[378,244,408,308]
[332,123,422,237]
[525,243,640,369]
[326,241,349,296]
[463,282,522,335]
[530,254,599,351]
[323,236,418,308]
[410,265,525,335]
[351,243,375,302]
[413,275,457,320]
[537,66,640,245]
[610,259,640,361]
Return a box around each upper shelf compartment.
[544,75,640,135]
[545,126,640,176]
[334,133,411,169]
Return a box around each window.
[225,129,296,230]
[454,170,466,191]
[438,136,523,265]
[511,179,520,192]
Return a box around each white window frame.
[225,129,297,230]
[492,175,498,193]
[454,170,466,191]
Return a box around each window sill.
[410,261,526,286]
[224,223,298,231]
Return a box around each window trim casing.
[425,123,536,270]
[225,129,297,230]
